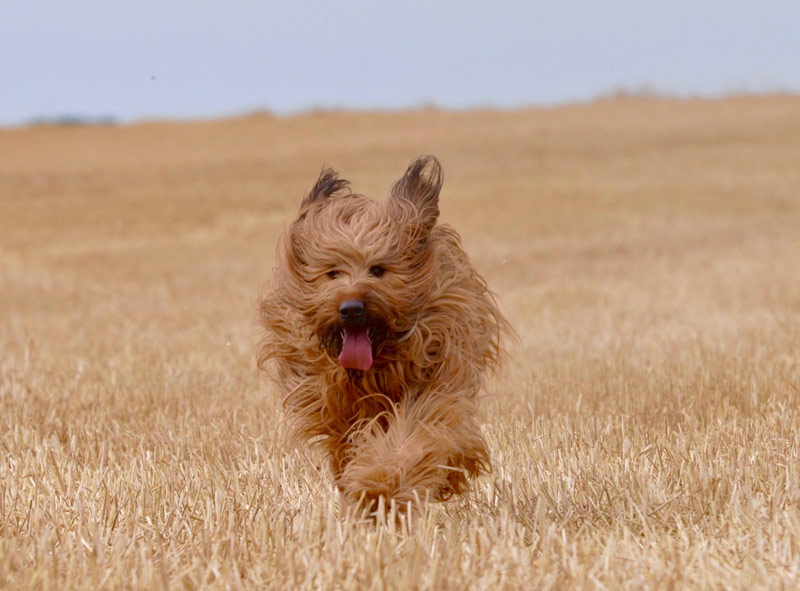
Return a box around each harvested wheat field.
[2,95,800,590]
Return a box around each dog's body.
[258,156,509,510]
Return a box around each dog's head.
[277,156,443,371]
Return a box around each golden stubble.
[1,95,799,590]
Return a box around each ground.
[1,95,799,590]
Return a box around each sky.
[2,1,799,125]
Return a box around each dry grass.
[2,95,800,590]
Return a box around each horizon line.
[4,88,799,130]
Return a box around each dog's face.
[279,157,443,371]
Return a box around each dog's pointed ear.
[390,155,442,230]
[300,167,350,212]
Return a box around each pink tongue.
[338,327,373,370]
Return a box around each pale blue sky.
[2,1,799,125]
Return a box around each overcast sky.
[2,1,799,125]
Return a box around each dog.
[258,156,510,511]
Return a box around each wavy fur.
[258,156,511,510]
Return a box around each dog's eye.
[369,266,386,278]
[326,270,340,279]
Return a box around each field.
[2,95,799,590]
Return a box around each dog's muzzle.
[337,300,373,371]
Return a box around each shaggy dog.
[258,156,510,511]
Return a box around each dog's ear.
[390,155,442,230]
[300,167,350,212]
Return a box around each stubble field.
[1,96,799,590]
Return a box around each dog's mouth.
[338,325,374,371]
[320,320,389,372]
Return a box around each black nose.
[339,300,365,323]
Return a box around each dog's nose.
[339,300,365,322]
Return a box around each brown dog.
[258,156,510,511]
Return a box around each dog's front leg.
[338,390,489,511]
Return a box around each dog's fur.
[258,156,510,510]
